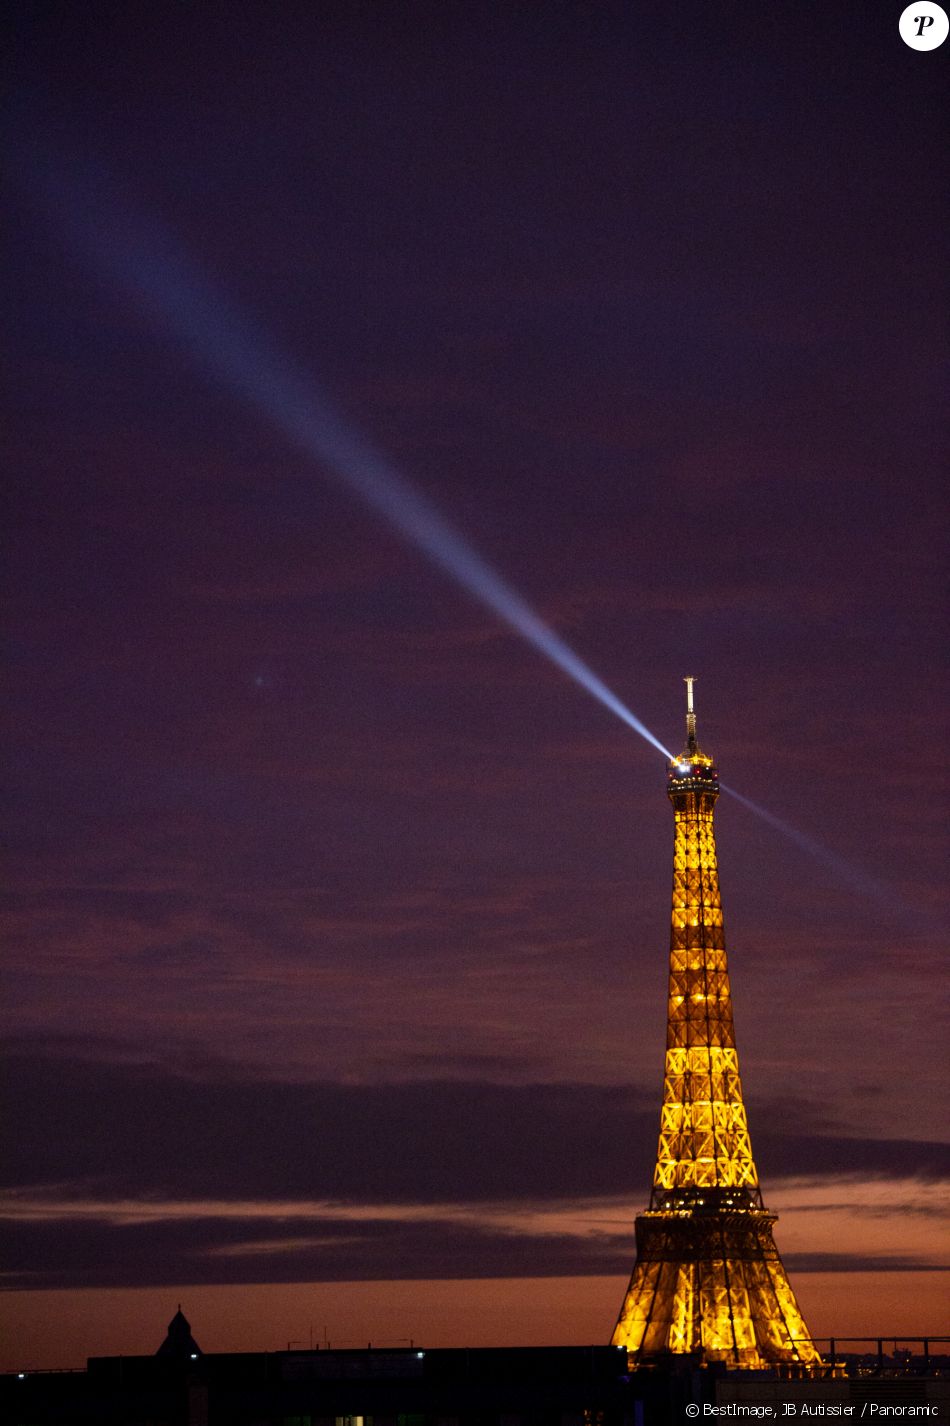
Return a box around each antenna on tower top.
[684,676,697,753]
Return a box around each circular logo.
[899,2,949,48]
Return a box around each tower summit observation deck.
[611,679,821,1371]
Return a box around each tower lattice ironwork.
[611,679,821,1371]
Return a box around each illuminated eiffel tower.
[611,679,821,1371]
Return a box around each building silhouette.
[155,1306,202,1362]
[612,679,821,1370]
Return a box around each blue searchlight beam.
[30,150,672,761]
[22,146,918,925]
[720,783,913,916]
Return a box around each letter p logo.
[900,2,949,47]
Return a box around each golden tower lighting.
[611,679,821,1371]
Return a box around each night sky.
[3,2,948,1369]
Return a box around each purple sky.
[2,2,948,1364]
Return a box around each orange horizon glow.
[2,1271,947,1375]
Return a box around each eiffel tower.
[611,679,821,1371]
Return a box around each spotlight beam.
[19,145,915,919]
[29,151,672,761]
[721,783,923,924]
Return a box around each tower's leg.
[612,1213,822,1371]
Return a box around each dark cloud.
[0,1212,627,1291]
[1,1054,654,1203]
[781,1255,948,1276]
[3,1053,947,1209]
[4,1206,946,1293]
